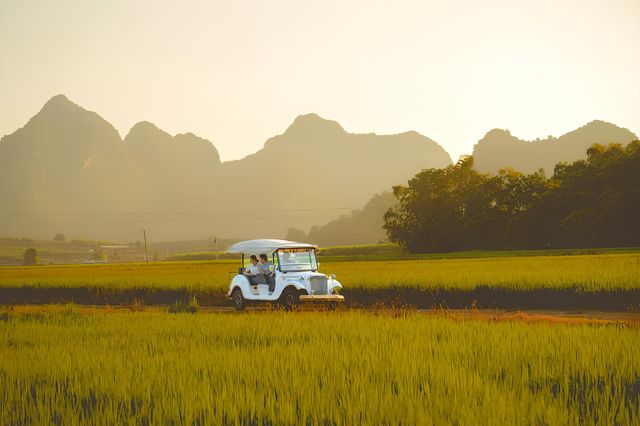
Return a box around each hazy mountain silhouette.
[218,113,451,234]
[473,121,638,175]
[286,192,396,246]
[124,121,221,199]
[0,95,125,199]
[0,95,138,238]
[0,95,451,241]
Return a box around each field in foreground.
[0,310,638,425]
[1,252,639,310]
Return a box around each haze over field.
[1,0,638,243]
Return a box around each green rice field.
[1,309,638,425]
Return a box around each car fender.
[227,274,253,298]
[328,279,342,294]
[279,277,308,293]
[277,283,305,295]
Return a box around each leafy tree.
[53,233,66,241]
[385,156,497,252]
[23,248,40,266]
[385,142,640,252]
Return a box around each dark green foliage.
[23,248,40,266]
[385,142,640,252]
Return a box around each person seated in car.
[259,254,275,291]
[243,255,266,285]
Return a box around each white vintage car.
[226,239,344,310]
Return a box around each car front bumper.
[298,294,345,302]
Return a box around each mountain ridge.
[3,95,637,243]
[0,95,452,240]
[473,120,637,174]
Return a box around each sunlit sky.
[1,0,639,162]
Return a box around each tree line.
[384,141,640,252]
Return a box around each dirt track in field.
[1,286,639,312]
[3,304,639,326]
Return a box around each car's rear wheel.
[231,288,245,311]
[280,287,299,311]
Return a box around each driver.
[243,255,266,285]
[259,254,276,291]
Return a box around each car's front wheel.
[328,288,341,311]
[231,288,245,311]
[280,287,299,311]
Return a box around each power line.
[0,192,380,203]
[2,214,367,223]
[0,206,362,216]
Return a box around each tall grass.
[318,244,640,261]
[0,253,639,292]
[0,311,638,424]
[326,253,640,292]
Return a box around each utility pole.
[215,236,218,261]
[143,229,149,264]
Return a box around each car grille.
[310,276,328,295]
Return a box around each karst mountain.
[0,95,451,240]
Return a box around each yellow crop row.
[0,253,639,292]
[0,310,638,424]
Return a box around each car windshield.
[277,248,318,272]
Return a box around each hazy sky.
[1,0,639,162]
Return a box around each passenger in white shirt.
[243,255,266,285]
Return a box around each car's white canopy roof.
[226,239,317,255]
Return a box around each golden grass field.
[0,252,639,292]
[1,309,638,425]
